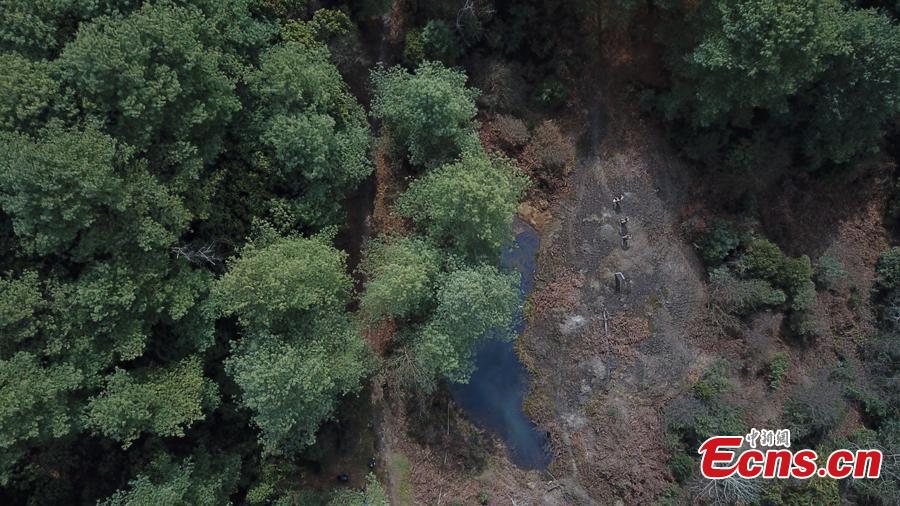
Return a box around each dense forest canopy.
[0,0,898,504]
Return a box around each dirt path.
[519,87,711,503]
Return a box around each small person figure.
[621,234,631,249]
[612,194,624,213]
[337,473,350,482]
[619,217,629,235]
[368,458,376,469]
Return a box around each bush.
[814,255,847,290]
[876,247,900,291]
[668,452,694,483]
[699,220,741,265]
[790,280,817,312]
[741,238,785,281]
[692,362,730,402]
[787,309,823,342]
[780,255,814,294]
[402,29,425,66]
[533,78,567,109]
[708,267,785,315]
[767,352,790,390]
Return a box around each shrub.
[475,60,528,113]
[668,452,694,483]
[780,255,814,294]
[699,220,741,265]
[402,29,425,66]
[741,238,784,281]
[533,78,567,109]
[708,267,786,315]
[787,310,823,342]
[767,352,790,390]
[692,362,730,402]
[876,247,900,291]
[790,280,817,312]
[814,255,847,290]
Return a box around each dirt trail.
[520,87,711,503]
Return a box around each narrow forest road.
[519,83,711,503]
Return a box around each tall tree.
[371,62,481,168]
[396,152,528,262]
[247,42,371,229]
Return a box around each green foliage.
[0,124,190,259]
[420,20,462,65]
[762,477,840,506]
[877,247,900,291]
[98,450,241,506]
[741,238,784,281]
[371,62,480,168]
[282,9,353,47]
[708,267,785,315]
[58,1,242,173]
[659,0,900,171]
[85,357,219,448]
[814,255,847,290]
[0,53,63,133]
[767,352,790,390]
[839,422,900,504]
[0,352,81,460]
[411,265,519,384]
[692,362,730,402]
[667,452,694,484]
[396,153,528,262]
[0,0,137,56]
[0,271,43,349]
[359,236,443,321]
[699,220,742,265]
[248,42,371,228]
[402,29,426,66]
[533,78,567,109]
[212,236,352,336]
[225,325,370,455]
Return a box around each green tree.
[877,247,900,291]
[225,325,369,455]
[0,271,43,350]
[359,236,443,321]
[371,62,480,168]
[85,357,219,448]
[396,153,528,262]
[98,450,241,506]
[212,236,352,336]
[658,0,900,171]
[411,265,519,384]
[0,352,82,483]
[0,53,64,133]
[247,42,371,228]
[58,1,241,180]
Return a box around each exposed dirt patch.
[518,81,713,503]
